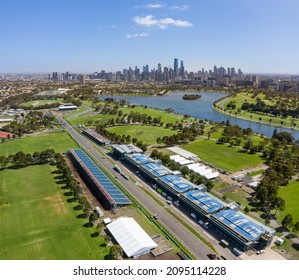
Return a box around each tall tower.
[174,58,179,78]
[180,60,184,78]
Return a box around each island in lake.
[182,93,202,100]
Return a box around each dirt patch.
[43,192,68,215]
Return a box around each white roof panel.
[107,217,157,257]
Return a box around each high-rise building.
[179,60,185,78]
[52,72,58,81]
[174,58,179,77]
[78,74,85,84]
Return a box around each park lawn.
[0,165,109,259]
[277,181,299,224]
[120,106,190,123]
[68,113,115,127]
[0,132,78,157]
[19,99,63,107]
[182,139,263,172]
[218,92,299,130]
[107,125,177,145]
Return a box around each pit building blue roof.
[184,189,224,214]
[159,175,193,193]
[73,149,131,205]
[141,162,170,177]
[126,153,152,165]
[213,209,266,241]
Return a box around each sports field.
[0,165,109,259]
[107,125,177,145]
[182,139,263,172]
[0,132,78,156]
[277,181,299,223]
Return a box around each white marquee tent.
[107,217,157,258]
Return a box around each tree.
[109,245,123,259]
[281,214,293,230]
[272,132,294,144]
[293,221,299,233]
[274,197,285,215]
[89,212,98,224]
[150,149,159,159]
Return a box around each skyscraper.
[174,58,179,78]
[180,60,184,78]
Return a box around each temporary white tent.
[107,217,157,258]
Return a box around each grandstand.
[210,209,275,251]
[68,149,131,209]
[82,129,111,146]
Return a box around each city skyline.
[1,0,299,74]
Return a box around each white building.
[106,217,157,258]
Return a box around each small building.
[95,206,104,217]
[107,217,157,258]
[58,103,77,111]
[0,131,14,139]
[103,218,112,225]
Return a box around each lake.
[100,91,299,140]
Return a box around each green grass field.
[277,181,299,223]
[216,92,299,130]
[107,125,177,145]
[0,132,78,156]
[120,106,190,123]
[182,139,264,172]
[0,165,109,259]
[68,113,115,127]
[19,99,63,107]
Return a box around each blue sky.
[1,0,299,74]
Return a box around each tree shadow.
[286,234,297,240]
[73,205,83,211]
[90,232,100,238]
[104,255,115,260]
[275,226,285,233]
[67,198,76,203]
[54,175,64,180]
[51,170,61,174]
[77,213,88,219]
[292,243,299,251]
[64,191,73,197]
[55,180,66,185]
[83,222,93,228]
[100,243,107,248]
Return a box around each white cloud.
[135,3,164,9]
[126,32,149,39]
[145,3,164,9]
[133,15,192,29]
[170,5,189,11]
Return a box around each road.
[56,114,235,260]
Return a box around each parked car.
[257,249,265,255]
